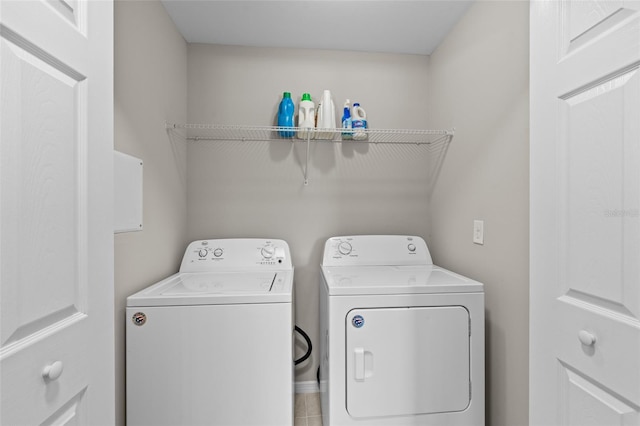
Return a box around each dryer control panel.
[322,235,432,267]
[180,238,292,272]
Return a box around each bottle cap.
[283,92,291,98]
[301,93,311,101]
[353,102,360,107]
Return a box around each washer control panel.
[180,238,292,272]
[322,235,432,267]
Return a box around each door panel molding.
[0,25,86,82]
[559,361,639,425]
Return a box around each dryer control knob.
[408,243,416,252]
[261,246,275,259]
[338,241,352,255]
[198,249,208,258]
[213,248,223,257]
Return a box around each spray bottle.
[341,99,353,140]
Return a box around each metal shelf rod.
[166,123,454,185]
[167,123,454,145]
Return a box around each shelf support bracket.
[303,132,311,185]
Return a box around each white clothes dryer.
[126,239,294,426]
[319,235,484,426]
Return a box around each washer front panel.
[126,303,293,425]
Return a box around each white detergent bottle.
[315,90,337,140]
[352,102,367,141]
[297,93,315,139]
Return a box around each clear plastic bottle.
[297,93,315,140]
[277,92,295,138]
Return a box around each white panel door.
[0,1,114,425]
[531,1,640,425]
[345,306,470,419]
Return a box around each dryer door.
[346,306,470,419]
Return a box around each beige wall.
[114,2,530,425]
[427,2,530,425]
[114,1,188,424]
[187,44,433,382]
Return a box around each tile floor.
[294,392,323,426]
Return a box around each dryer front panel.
[346,306,470,419]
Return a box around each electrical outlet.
[473,220,484,245]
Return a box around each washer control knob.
[338,241,352,255]
[408,243,416,252]
[213,248,223,257]
[198,249,208,258]
[261,246,275,259]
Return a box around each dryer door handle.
[354,348,365,381]
[353,348,374,381]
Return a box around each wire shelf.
[166,123,454,185]
[167,123,454,147]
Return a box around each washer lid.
[127,271,293,306]
[321,265,483,295]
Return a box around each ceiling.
[160,1,474,55]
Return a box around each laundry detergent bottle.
[315,90,337,140]
[297,93,315,140]
[277,92,295,138]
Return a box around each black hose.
[294,325,312,365]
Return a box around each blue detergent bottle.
[277,92,295,138]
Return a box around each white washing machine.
[319,235,484,426]
[126,238,294,426]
